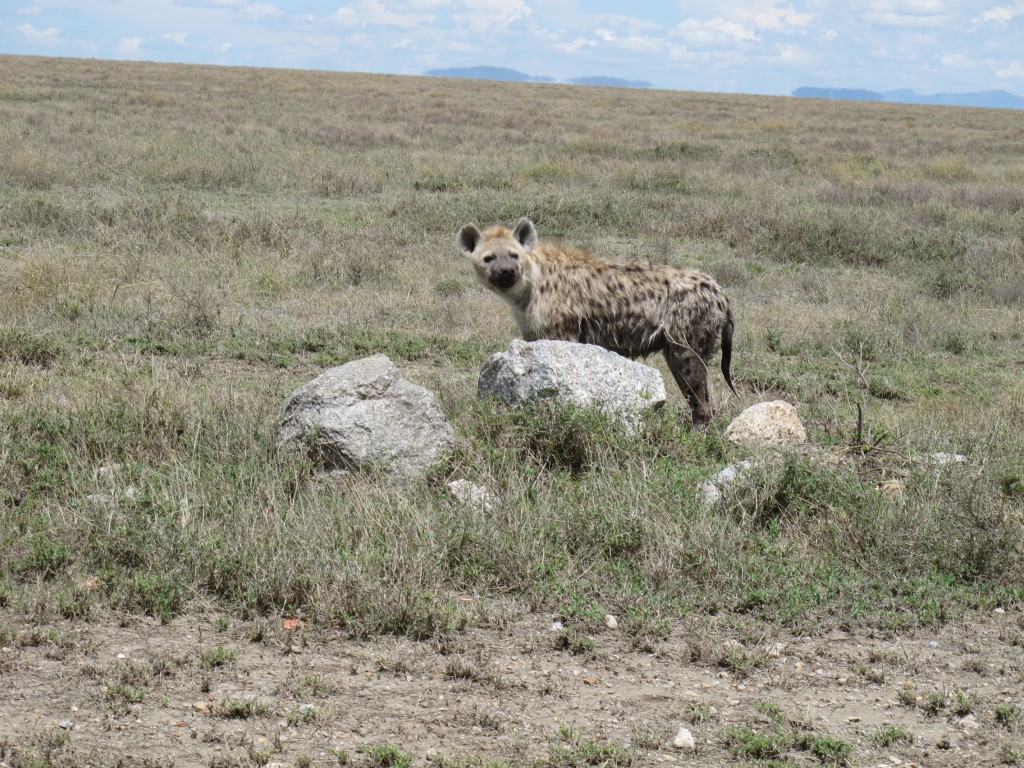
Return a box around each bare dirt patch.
[2,608,1022,767]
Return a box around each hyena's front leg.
[664,344,713,428]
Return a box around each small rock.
[603,615,618,630]
[724,400,806,447]
[876,479,905,499]
[696,460,756,507]
[928,641,939,648]
[447,479,497,512]
[672,726,696,750]
[57,719,74,730]
[766,642,784,658]
[958,714,980,732]
[93,463,122,485]
[191,701,209,713]
[919,452,968,467]
[994,607,1006,615]
[551,621,563,631]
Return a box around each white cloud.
[557,36,597,54]
[334,0,439,29]
[863,0,953,27]
[116,37,144,57]
[667,44,697,62]
[742,3,813,31]
[243,3,284,19]
[614,34,662,53]
[15,22,61,44]
[994,59,1024,78]
[940,52,976,69]
[17,6,44,14]
[671,0,813,44]
[162,32,189,45]
[977,3,1023,23]
[455,0,532,33]
[674,17,760,45]
[331,7,359,26]
[774,42,813,64]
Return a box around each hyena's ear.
[512,217,537,251]
[457,224,482,258]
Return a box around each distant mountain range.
[423,66,650,89]
[794,86,1024,110]
[421,69,1021,108]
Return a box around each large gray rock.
[478,339,666,430]
[274,355,454,477]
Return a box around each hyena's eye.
[508,253,519,260]
[483,255,496,264]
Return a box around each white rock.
[93,463,122,485]
[603,615,618,630]
[696,460,756,507]
[919,452,968,467]
[447,479,497,512]
[958,714,980,732]
[274,355,454,478]
[478,339,666,432]
[672,726,696,750]
[725,401,806,447]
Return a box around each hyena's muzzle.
[484,252,521,290]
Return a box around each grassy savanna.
[1,54,1023,637]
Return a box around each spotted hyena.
[457,217,736,426]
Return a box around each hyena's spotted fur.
[457,217,736,426]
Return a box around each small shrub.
[0,329,62,366]
[200,645,238,669]
[552,628,596,658]
[872,724,912,747]
[211,695,271,719]
[996,704,1021,729]
[360,743,414,768]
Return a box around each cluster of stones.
[273,342,964,510]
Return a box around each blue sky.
[2,1,1023,96]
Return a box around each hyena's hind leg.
[663,344,713,428]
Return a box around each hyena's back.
[526,246,731,362]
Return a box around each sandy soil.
[2,606,1022,767]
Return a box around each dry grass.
[0,54,1022,633]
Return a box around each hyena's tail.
[721,307,738,396]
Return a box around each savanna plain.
[1,55,1023,767]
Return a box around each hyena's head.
[457,217,537,296]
